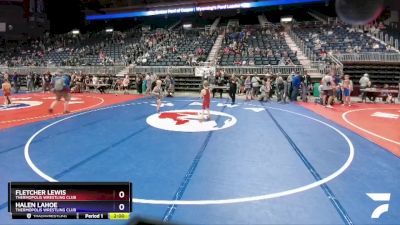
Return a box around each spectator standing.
[169,76,175,96]
[122,75,130,94]
[164,75,171,95]
[92,75,103,93]
[239,76,245,95]
[26,73,34,92]
[142,75,147,94]
[334,74,343,103]
[244,75,252,101]
[42,72,51,93]
[150,73,157,87]
[276,76,285,103]
[84,75,90,92]
[98,76,107,94]
[12,73,19,93]
[74,74,84,93]
[92,75,99,85]
[321,73,335,108]
[302,72,312,102]
[259,78,271,102]
[114,78,123,92]
[268,76,276,99]
[34,74,41,90]
[136,75,143,94]
[48,71,71,114]
[146,74,152,95]
[282,77,289,104]
[287,73,293,98]
[291,72,301,101]
[251,75,261,98]
[359,73,370,103]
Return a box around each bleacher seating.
[1,17,399,93]
[292,24,396,61]
[344,62,400,86]
[218,26,300,66]
[138,29,217,66]
[379,23,400,48]
[0,28,166,67]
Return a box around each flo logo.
[146,110,237,132]
[366,193,391,219]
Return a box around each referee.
[229,76,237,105]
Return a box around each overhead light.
[72,29,80,35]
[105,28,113,33]
[281,16,293,23]
[183,24,192,29]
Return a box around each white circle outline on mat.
[342,107,400,145]
[24,101,355,205]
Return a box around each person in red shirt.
[201,80,211,121]
[2,79,12,107]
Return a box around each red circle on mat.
[345,108,400,143]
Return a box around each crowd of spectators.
[2,21,397,69]
[205,69,311,103]
[0,70,177,97]
[0,29,167,67]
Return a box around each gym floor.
[0,92,399,225]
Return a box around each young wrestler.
[341,74,353,106]
[2,79,12,107]
[201,80,211,121]
[152,79,163,113]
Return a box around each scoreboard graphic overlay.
[8,182,132,220]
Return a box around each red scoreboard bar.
[8,182,132,220]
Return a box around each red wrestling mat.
[298,102,400,157]
[0,93,143,130]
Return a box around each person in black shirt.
[136,75,143,94]
[301,73,312,102]
[229,76,238,105]
[34,74,41,90]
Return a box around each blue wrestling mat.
[0,97,399,225]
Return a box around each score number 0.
[118,191,126,211]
